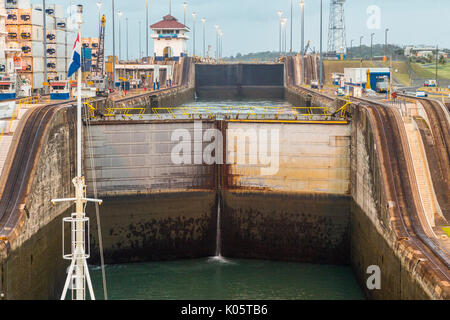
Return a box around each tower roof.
[150,15,189,30]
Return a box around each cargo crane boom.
[97,15,106,76]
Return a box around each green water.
[89,257,365,300]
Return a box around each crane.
[97,14,106,76]
[88,14,108,97]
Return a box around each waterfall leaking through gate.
[215,197,222,258]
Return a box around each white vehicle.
[87,76,108,97]
[416,91,428,98]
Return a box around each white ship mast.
[51,5,102,301]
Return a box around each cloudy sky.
[33,0,450,59]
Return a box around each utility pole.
[350,39,353,59]
[277,10,283,55]
[118,11,122,61]
[360,36,363,87]
[282,18,287,54]
[126,17,129,61]
[319,0,323,90]
[43,0,47,89]
[139,21,142,60]
[215,25,219,60]
[112,0,116,85]
[97,2,102,46]
[169,0,172,15]
[385,28,389,59]
[202,18,206,58]
[183,2,187,26]
[146,0,149,62]
[290,0,293,53]
[436,45,439,86]
[54,5,102,300]
[192,12,196,56]
[371,33,374,60]
[300,0,304,84]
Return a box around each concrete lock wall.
[84,121,219,264]
[195,64,285,99]
[85,121,352,265]
[224,122,351,194]
[0,106,76,300]
[350,107,438,300]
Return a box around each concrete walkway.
[0,103,43,178]
[400,105,450,255]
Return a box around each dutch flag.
[68,33,81,78]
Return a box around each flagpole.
[53,4,102,301]
[75,5,85,300]
[77,17,82,178]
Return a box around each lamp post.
[43,0,47,88]
[282,18,287,54]
[360,36,363,87]
[192,12,196,56]
[371,32,375,60]
[319,0,323,90]
[96,2,102,38]
[117,11,122,61]
[201,18,206,58]
[290,0,293,53]
[169,0,172,15]
[350,39,353,59]
[215,25,219,60]
[183,2,187,25]
[146,0,149,62]
[300,0,305,84]
[436,45,438,86]
[126,17,129,61]
[277,10,283,55]
[219,31,223,59]
[385,28,389,59]
[139,21,142,60]
[112,0,116,85]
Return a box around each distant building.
[150,14,190,62]
[0,0,6,68]
[404,46,447,58]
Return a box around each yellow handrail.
[0,127,4,144]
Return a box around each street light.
[201,18,206,58]
[192,12,196,56]
[300,0,305,84]
[215,24,219,60]
[146,0,149,62]
[117,11,122,61]
[282,18,287,54]
[219,31,223,59]
[183,2,187,25]
[43,0,47,88]
[350,39,354,59]
[277,10,283,55]
[126,17,129,61]
[385,28,389,59]
[359,36,363,59]
[96,2,102,39]
[139,21,142,60]
[371,32,375,60]
[290,0,293,53]
[112,0,116,85]
[360,36,363,87]
[319,0,323,90]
